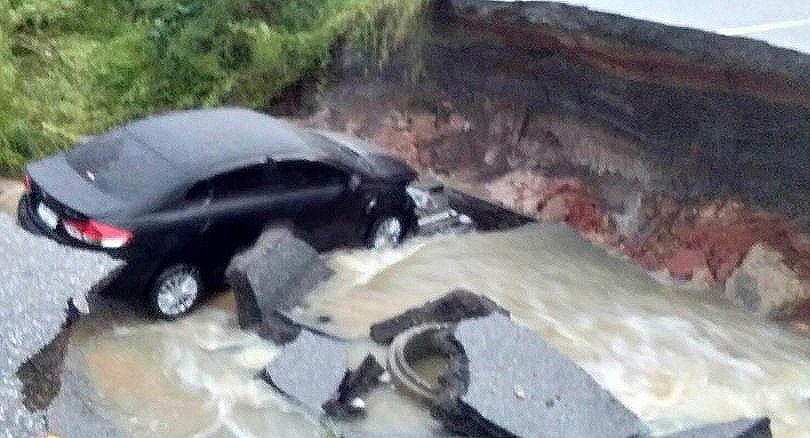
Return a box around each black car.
[18,108,418,319]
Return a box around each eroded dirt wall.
[283,0,810,317]
[291,0,810,224]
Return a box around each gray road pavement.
[530,0,810,54]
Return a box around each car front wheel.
[149,263,202,320]
[367,215,404,249]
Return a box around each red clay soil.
[482,168,810,293]
[540,183,620,246]
[624,199,810,284]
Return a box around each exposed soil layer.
[445,0,810,106]
[17,315,75,411]
[287,0,810,321]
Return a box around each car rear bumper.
[19,193,133,256]
[19,193,157,291]
[17,192,74,244]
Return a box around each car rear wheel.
[149,263,201,320]
[367,215,404,249]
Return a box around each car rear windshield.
[65,129,177,200]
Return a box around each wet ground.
[0,178,23,217]
[68,224,810,437]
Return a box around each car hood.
[311,130,417,182]
[27,155,129,219]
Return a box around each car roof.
[122,107,350,176]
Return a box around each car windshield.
[65,129,177,201]
[295,130,372,172]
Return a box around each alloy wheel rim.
[156,271,198,317]
[373,217,402,249]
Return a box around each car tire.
[148,263,202,320]
[367,215,405,249]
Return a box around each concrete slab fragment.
[445,314,648,438]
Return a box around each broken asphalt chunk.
[435,313,649,438]
[663,418,771,438]
[370,289,508,345]
[263,330,348,413]
[226,226,333,343]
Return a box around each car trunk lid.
[27,155,128,220]
[27,128,180,222]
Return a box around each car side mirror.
[348,174,362,192]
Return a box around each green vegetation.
[0,0,424,174]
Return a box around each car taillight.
[22,174,31,192]
[62,219,133,248]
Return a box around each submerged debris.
[387,323,456,404]
[663,417,771,438]
[226,226,333,343]
[369,289,508,345]
[323,354,385,419]
[0,214,122,437]
[447,190,534,232]
[409,178,476,237]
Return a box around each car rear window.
[65,129,177,200]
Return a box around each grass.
[0,0,425,175]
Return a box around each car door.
[273,160,362,249]
[201,162,293,263]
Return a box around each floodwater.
[70,224,810,437]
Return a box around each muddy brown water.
[60,224,810,437]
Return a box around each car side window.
[211,163,274,199]
[275,160,348,190]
